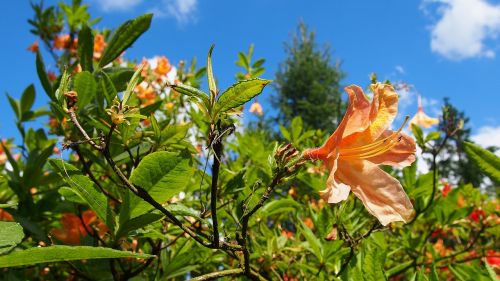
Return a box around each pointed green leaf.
[0,246,153,268]
[128,151,194,218]
[97,71,117,105]
[48,159,108,223]
[150,113,161,143]
[122,65,143,105]
[74,71,97,108]
[464,141,500,184]
[117,212,164,238]
[170,83,209,106]
[0,222,24,255]
[7,94,20,120]
[215,78,271,114]
[20,84,35,114]
[299,220,323,261]
[36,52,54,100]
[207,44,217,100]
[411,124,424,148]
[77,24,94,72]
[98,14,153,68]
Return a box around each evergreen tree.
[434,98,494,187]
[274,22,345,131]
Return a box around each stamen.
[340,116,409,159]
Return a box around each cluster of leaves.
[0,1,498,280]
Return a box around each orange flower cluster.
[93,34,106,60]
[135,82,157,106]
[154,56,172,77]
[53,34,77,53]
[51,210,108,245]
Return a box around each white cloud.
[395,65,405,74]
[150,0,198,24]
[93,0,142,11]
[471,125,500,154]
[423,0,500,60]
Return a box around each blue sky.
[1,0,500,148]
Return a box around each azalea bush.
[0,1,499,280]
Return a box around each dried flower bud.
[64,91,78,109]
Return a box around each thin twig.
[189,268,244,281]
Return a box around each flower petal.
[366,130,416,168]
[319,156,351,203]
[337,160,414,225]
[303,85,370,160]
[342,83,399,147]
[409,110,439,129]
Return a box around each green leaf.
[117,212,164,238]
[7,94,20,120]
[48,159,108,223]
[170,83,209,106]
[207,44,217,100]
[425,131,441,143]
[122,65,143,105]
[215,78,271,114]
[102,67,135,92]
[20,84,35,114]
[258,199,301,217]
[299,220,323,261]
[99,14,153,67]
[74,71,97,108]
[97,71,117,105]
[78,24,94,72]
[362,243,386,281]
[237,52,249,69]
[36,52,53,100]
[464,141,500,184]
[0,246,153,268]
[128,151,194,218]
[402,161,417,191]
[0,222,24,255]
[58,186,86,204]
[385,260,414,278]
[150,114,161,143]
[411,124,424,148]
[429,264,440,281]
[161,123,190,146]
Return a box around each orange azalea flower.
[53,34,70,50]
[249,101,263,116]
[27,41,39,53]
[303,84,416,226]
[93,34,106,60]
[154,56,172,76]
[441,182,451,197]
[51,210,108,245]
[409,95,439,129]
[303,217,314,229]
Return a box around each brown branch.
[68,110,103,151]
[210,139,222,247]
